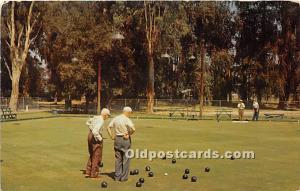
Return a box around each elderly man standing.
[85,108,110,178]
[237,99,245,121]
[107,107,135,182]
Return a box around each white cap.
[123,106,132,112]
[101,108,110,116]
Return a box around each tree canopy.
[1,1,299,110]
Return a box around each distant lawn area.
[1,117,300,191]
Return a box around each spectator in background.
[252,100,259,121]
[237,99,245,121]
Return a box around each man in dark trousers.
[107,107,135,182]
[85,108,110,178]
[252,100,259,121]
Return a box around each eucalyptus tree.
[183,1,236,115]
[1,1,40,111]
[39,1,113,107]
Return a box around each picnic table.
[215,108,233,121]
[1,107,17,121]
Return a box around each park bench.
[169,109,200,120]
[1,107,17,121]
[186,110,199,120]
[169,110,185,119]
[215,108,232,121]
[264,113,284,119]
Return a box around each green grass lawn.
[1,117,300,191]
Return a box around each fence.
[109,98,300,110]
[1,97,42,111]
[1,97,300,119]
[108,99,300,120]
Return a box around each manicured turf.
[1,117,300,191]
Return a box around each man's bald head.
[123,106,132,117]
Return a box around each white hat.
[101,108,110,116]
[123,106,132,112]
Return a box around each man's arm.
[128,127,135,135]
[106,120,115,140]
[106,126,115,140]
[86,118,92,126]
[127,119,135,135]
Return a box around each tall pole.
[97,60,101,114]
[199,40,205,118]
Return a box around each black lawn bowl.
[134,169,139,175]
[99,162,104,167]
[139,178,145,183]
[148,172,154,177]
[191,176,197,182]
[172,159,176,164]
[185,169,190,174]
[145,166,151,171]
[204,167,210,172]
[101,181,108,188]
[182,174,188,179]
[230,156,235,160]
[130,170,135,175]
[162,156,167,160]
[136,182,142,187]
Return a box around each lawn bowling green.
[1,117,300,191]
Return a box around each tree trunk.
[85,97,90,113]
[9,67,21,111]
[6,1,37,111]
[65,96,72,112]
[97,61,101,114]
[228,92,232,103]
[296,6,300,108]
[199,41,205,118]
[147,52,155,113]
[296,5,300,63]
[278,95,286,110]
[23,66,30,96]
[257,90,262,105]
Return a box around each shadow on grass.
[145,126,154,128]
[80,169,115,180]
[100,172,115,180]
[80,169,86,174]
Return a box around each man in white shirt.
[85,108,110,178]
[237,99,245,121]
[252,100,259,121]
[107,107,135,182]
